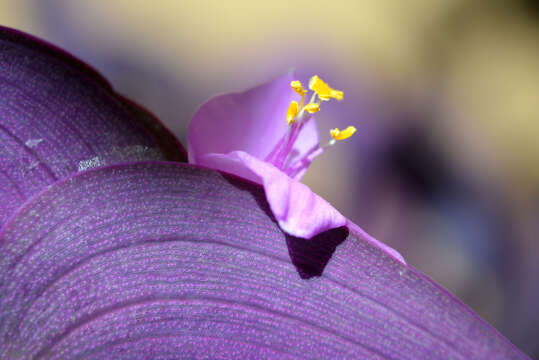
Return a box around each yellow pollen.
[303,103,320,113]
[286,101,299,125]
[290,80,307,96]
[309,75,344,101]
[330,126,357,141]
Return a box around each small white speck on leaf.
[78,156,103,171]
[398,269,406,277]
[25,138,43,148]
[27,161,39,170]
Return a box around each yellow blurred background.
[1,0,538,355]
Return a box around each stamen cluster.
[265,75,357,179]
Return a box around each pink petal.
[199,151,347,239]
[188,73,318,164]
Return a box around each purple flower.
[189,73,404,263]
[0,26,530,359]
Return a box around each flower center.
[264,75,356,180]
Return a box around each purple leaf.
[0,162,527,359]
[0,26,186,228]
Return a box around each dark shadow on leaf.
[224,174,348,279]
[222,173,277,221]
[285,227,348,279]
[223,174,348,279]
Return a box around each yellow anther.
[286,101,299,125]
[330,126,357,140]
[291,80,307,96]
[303,103,320,113]
[309,75,344,101]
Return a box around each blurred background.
[1,0,537,356]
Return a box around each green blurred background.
[1,0,538,356]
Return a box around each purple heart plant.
[0,26,530,359]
